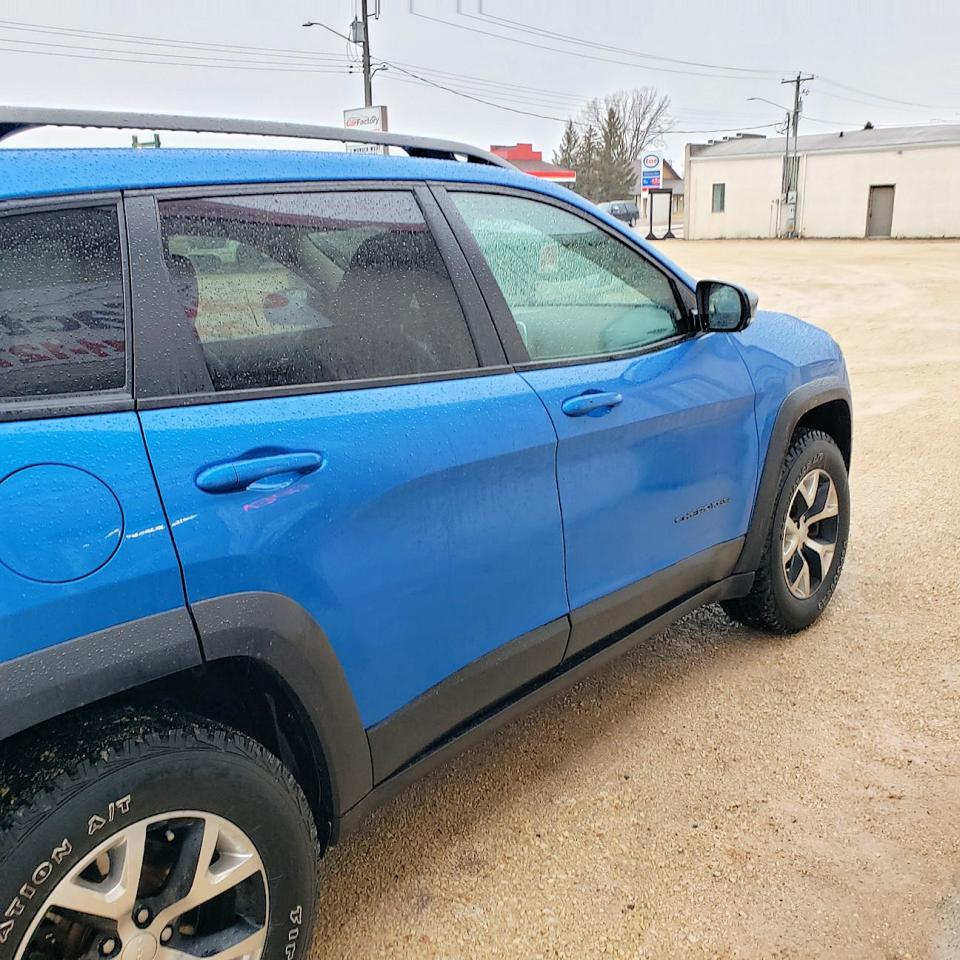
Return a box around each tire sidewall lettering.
[0,793,132,955]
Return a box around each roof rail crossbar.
[0,107,514,169]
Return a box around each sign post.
[343,106,389,155]
[639,151,664,240]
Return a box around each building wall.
[800,146,960,237]
[685,155,783,239]
[686,143,960,239]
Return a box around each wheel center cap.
[121,933,158,960]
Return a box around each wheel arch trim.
[189,591,372,815]
[735,377,852,575]
[0,594,373,819]
[0,607,202,743]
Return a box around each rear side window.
[0,206,125,400]
[450,192,683,363]
[157,191,477,391]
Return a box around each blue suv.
[0,110,851,960]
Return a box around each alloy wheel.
[781,468,840,600]
[15,811,268,960]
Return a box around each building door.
[867,185,895,237]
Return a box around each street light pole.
[360,0,373,108]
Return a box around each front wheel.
[0,710,318,960]
[723,428,850,633]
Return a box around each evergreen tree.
[552,121,580,172]
[574,125,600,200]
[597,106,636,201]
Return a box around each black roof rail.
[0,106,514,169]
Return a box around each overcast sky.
[2,0,958,170]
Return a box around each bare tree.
[580,87,672,160]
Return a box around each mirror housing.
[696,280,758,333]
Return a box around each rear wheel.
[0,710,317,960]
[723,428,850,633]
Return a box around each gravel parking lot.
[310,240,960,960]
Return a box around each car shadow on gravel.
[310,603,779,953]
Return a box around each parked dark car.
[598,199,640,226]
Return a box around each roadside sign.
[343,106,389,155]
[639,150,663,193]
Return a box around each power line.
[382,63,784,134]
[0,40,352,73]
[817,75,955,111]
[0,34,351,68]
[468,2,787,77]
[0,17,349,61]
[407,3,779,82]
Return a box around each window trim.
[127,180,508,406]
[0,192,134,423]
[430,181,698,371]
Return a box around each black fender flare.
[191,592,373,815]
[0,595,373,817]
[734,376,852,574]
[0,607,202,743]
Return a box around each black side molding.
[0,608,201,742]
[367,617,570,782]
[191,592,373,816]
[735,378,852,575]
[333,571,754,843]
[567,539,744,657]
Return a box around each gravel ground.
[310,240,960,960]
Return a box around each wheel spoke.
[782,516,802,563]
[154,818,262,926]
[789,552,812,598]
[805,536,836,577]
[806,479,839,525]
[159,924,267,960]
[48,822,147,921]
[796,471,820,512]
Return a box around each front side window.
[0,206,125,400]
[158,191,477,391]
[450,192,683,363]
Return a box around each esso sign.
[639,151,663,193]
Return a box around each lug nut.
[99,938,118,957]
[160,926,174,944]
[134,906,151,927]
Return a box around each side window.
[157,191,477,391]
[0,206,125,400]
[450,192,683,363]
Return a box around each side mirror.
[696,280,758,332]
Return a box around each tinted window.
[451,192,683,362]
[158,192,477,391]
[0,206,125,400]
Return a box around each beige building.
[684,125,960,239]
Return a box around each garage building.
[684,124,960,239]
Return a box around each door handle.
[195,451,323,493]
[561,391,624,417]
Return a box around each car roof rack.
[0,106,514,169]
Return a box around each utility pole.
[360,0,373,108]
[780,72,814,236]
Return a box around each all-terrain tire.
[723,428,850,633]
[0,708,318,960]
